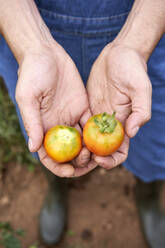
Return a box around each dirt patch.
[0,163,147,248]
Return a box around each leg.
[39,166,68,245]
[135,178,165,248]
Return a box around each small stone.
[81,229,93,241]
[124,184,130,196]
[0,195,10,206]
[116,208,122,216]
[107,222,112,230]
[99,168,106,175]
[102,221,113,230]
[100,202,107,209]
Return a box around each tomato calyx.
[94,112,117,133]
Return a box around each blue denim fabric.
[35,0,133,18]
[0,0,165,182]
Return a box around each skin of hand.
[0,0,97,178]
[87,42,152,169]
[87,0,165,170]
[16,42,97,178]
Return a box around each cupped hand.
[16,42,97,177]
[87,42,152,169]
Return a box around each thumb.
[80,108,92,128]
[74,109,92,167]
[126,79,152,138]
[16,94,43,152]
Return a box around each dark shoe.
[135,178,165,248]
[39,170,68,245]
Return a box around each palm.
[87,44,151,168]
[16,45,97,177]
[37,53,88,132]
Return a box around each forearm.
[0,0,54,64]
[114,0,165,61]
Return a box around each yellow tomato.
[44,125,82,163]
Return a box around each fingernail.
[62,167,75,177]
[28,138,33,151]
[95,157,104,164]
[131,126,139,137]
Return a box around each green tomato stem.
[94,112,117,134]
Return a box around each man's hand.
[0,0,97,178]
[87,0,165,169]
[87,43,152,169]
[16,43,97,177]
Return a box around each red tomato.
[83,112,124,156]
[44,125,82,163]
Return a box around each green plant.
[28,243,38,248]
[67,229,75,237]
[0,222,38,248]
[67,245,88,248]
[0,222,24,248]
[0,78,38,171]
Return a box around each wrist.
[112,36,150,63]
[14,29,56,65]
[112,0,165,62]
[0,0,55,64]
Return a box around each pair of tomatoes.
[44,112,124,163]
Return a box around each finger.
[74,123,82,133]
[16,92,43,153]
[126,76,152,138]
[74,146,91,167]
[74,123,91,167]
[38,146,75,178]
[94,135,129,169]
[73,160,98,177]
[79,109,92,128]
[94,155,116,169]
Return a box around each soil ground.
[0,163,148,248]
